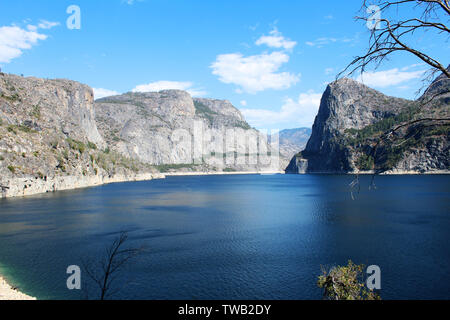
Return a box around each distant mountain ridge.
[275,128,311,168]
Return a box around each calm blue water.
[0,174,449,300]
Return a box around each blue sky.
[0,0,447,130]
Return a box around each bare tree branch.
[82,231,145,300]
[339,0,450,80]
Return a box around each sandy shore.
[0,276,36,300]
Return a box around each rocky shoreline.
[0,276,35,300]
[0,170,287,199]
[0,172,165,199]
[3,168,449,200]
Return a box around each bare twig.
[82,231,145,300]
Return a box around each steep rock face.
[0,73,104,147]
[421,65,450,102]
[287,78,410,173]
[194,98,246,124]
[286,76,449,174]
[0,73,159,198]
[95,91,280,172]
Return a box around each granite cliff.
[286,72,449,174]
[95,91,280,173]
[0,73,280,198]
[0,73,161,198]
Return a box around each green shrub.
[7,165,15,173]
[1,92,21,102]
[62,149,69,160]
[87,141,97,150]
[234,121,252,130]
[194,101,218,125]
[155,163,197,173]
[7,125,17,134]
[67,138,86,154]
[18,125,34,133]
[6,124,35,134]
[30,105,41,119]
[356,154,374,171]
[56,157,66,172]
[318,261,380,300]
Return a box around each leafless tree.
[337,0,450,197]
[340,0,449,81]
[82,231,144,300]
[341,1,449,194]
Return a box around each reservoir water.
[0,174,449,300]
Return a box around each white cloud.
[211,51,300,94]
[305,37,338,48]
[255,28,297,50]
[306,35,358,48]
[240,100,247,106]
[26,25,38,32]
[0,21,59,64]
[0,26,47,63]
[93,88,120,99]
[241,91,322,129]
[356,68,425,88]
[325,68,334,75]
[131,81,206,97]
[122,0,143,4]
[37,20,60,29]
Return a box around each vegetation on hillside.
[342,102,449,172]
[194,100,251,130]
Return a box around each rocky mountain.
[277,127,311,158]
[0,73,161,198]
[286,73,449,174]
[0,72,283,198]
[94,91,281,173]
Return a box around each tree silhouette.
[82,232,144,300]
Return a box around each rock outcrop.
[0,74,104,148]
[286,73,449,174]
[95,91,281,172]
[0,73,281,198]
[0,73,161,198]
